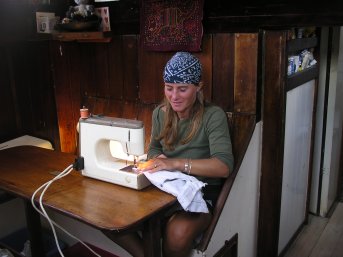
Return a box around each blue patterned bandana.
[163,52,202,85]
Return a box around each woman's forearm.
[172,158,229,178]
[140,157,229,178]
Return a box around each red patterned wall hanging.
[140,0,204,52]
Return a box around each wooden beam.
[258,30,287,257]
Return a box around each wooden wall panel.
[93,98,109,115]
[25,42,57,141]
[51,41,80,153]
[212,34,235,111]
[122,101,139,119]
[122,35,139,101]
[80,36,139,109]
[230,113,256,160]
[0,47,17,142]
[94,43,111,98]
[50,37,137,152]
[212,33,258,162]
[79,44,97,98]
[67,43,83,113]
[234,34,258,114]
[137,103,158,152]
[139,49,172,104]
[107,99,124,118]
[258,31,287,257]
[64,42,83,151]
[10,44,35,136]
[194,34,213,101]
[0,42,60,148]
[108,36,124,100]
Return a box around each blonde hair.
[157,83,205,150]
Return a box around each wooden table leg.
[24,200,45,257]
[143,216,162,257]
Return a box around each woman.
[141,52,234,257]
[114,52,234,257]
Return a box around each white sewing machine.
[79,115,150,190]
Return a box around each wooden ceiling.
[94,0,343,33]
[203,1,343,31]
[1,0,343,40]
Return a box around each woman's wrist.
[183,159,192,175]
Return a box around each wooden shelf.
[287,37,318,53]
[52,31,112,42]
[286,65,319,91]
[27,33,52,41]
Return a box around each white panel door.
[320,27,343,216]
[278,80,315,254]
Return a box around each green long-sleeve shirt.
[148,104,234,186]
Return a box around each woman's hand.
[137,155,179,173]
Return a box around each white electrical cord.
[31,164,102,257]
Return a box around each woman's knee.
[164,226,192,251]
[164,217,195,250]
[164,212,212,250]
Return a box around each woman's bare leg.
[163,211,212,257]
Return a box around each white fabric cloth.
[0,135,53,150]
[143,170,209,213]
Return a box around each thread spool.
[80,107,89,119]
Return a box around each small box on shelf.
[36,12,59,34]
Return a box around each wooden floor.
[284,202,343,257]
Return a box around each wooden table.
[0,146,176,257]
